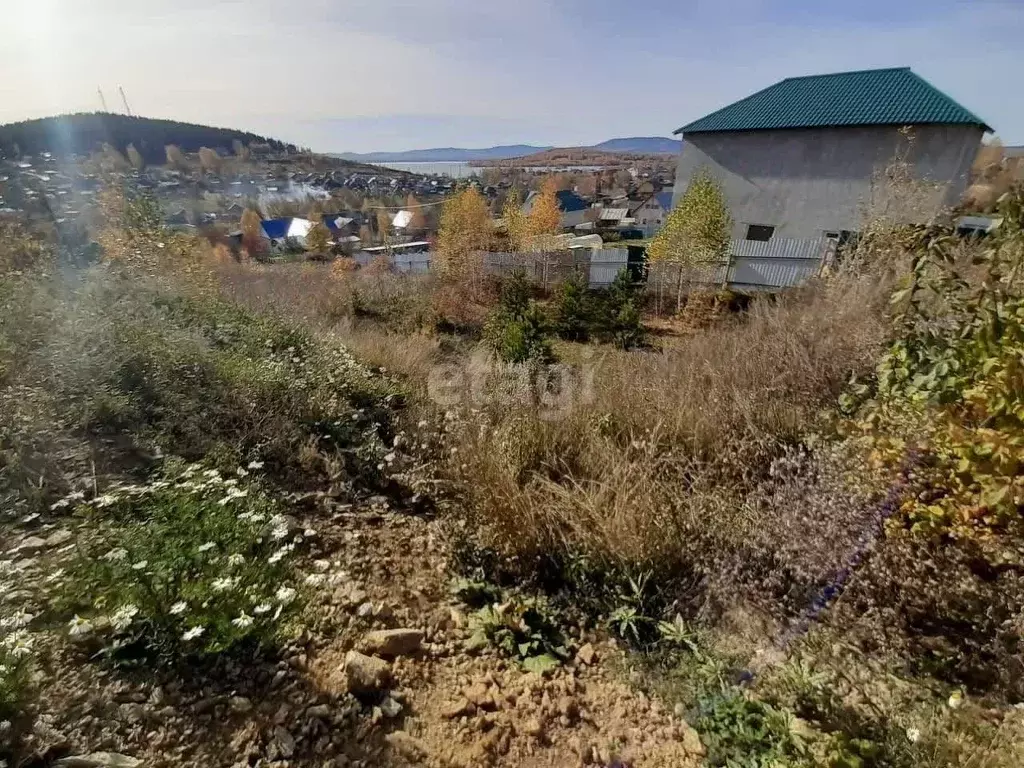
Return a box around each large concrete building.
[672,68,990,242]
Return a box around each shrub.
[483,271,554,364]
[593,268,646,349]
[844,193,1024,535]
[61,467,304,661]
[552,270,593,342]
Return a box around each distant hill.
[0,113,296,164]
[591,137,679,154]
[336,137,679,163]
[335,145,551,163]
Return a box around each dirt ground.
[9,496,704,768]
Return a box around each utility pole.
[97,87,108,112]
[119,86,133,116]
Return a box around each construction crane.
[97,87,108,112]
[119,86,133,116]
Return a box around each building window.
[825,230,858,247]
[745,224,775,241]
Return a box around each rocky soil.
[6,497,704,768]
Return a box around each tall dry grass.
[211,260,441,385]
[445,263,898,613]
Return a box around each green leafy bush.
[61,467,304,661]
[463,593,568,673]
[844,190,1024,534]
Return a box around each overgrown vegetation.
[5,163,1024,766]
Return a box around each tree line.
[0,113,294,164]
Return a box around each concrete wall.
[672,124,983,240]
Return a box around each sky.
[2,0,1023,153]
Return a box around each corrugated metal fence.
[727,237,834,290]
[483,249,629,288]
[649,237,834,292]
[355,238,832,292]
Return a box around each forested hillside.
[0,113,295,163]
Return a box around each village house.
[630,189,674,232]
[672,67,990,242]
[259,217,314,251]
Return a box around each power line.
[363,200,447,211]
[118,86,133,116]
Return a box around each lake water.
[378,162,478,178]
[377,162,610,178]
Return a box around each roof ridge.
[675,67,991,135]
[780,66,910,82]
[903,68,988,127]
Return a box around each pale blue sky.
[3,0,1022,152]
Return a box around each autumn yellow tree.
[240,208,266,256]
[502,189,528,252]
[376,210,394,256]
[165,144,188,171]
[305,217,332,255]
[647,168,732,312]
[125,143,145,171]
[198,147,221,174]
[527,177,563,249]
[405,194,427,232]
[435,186,492,281]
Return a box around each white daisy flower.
[102,548,128,562]
[110,604,139,631]
[181,626,205,641]
[197,542,217,553]
[227,553,245,566]
[131,560,149,571]
[4,631,33,658]
[68,615,93,636]
[1,611,32,629]
[231,613,254,629]
[169,601,188,615]
[906,727,921,743]
[275,586,297,605]
[247,460,264,470]
[211,576,238,592]
[253,603,272,615]
[270,525,289,541]
[268,549,288,565]
[304,573,325,586]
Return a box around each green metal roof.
[675,68,991,135]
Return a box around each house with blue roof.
[259,217,314,250]
[672,67,991,242]
[631,189,675,233]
